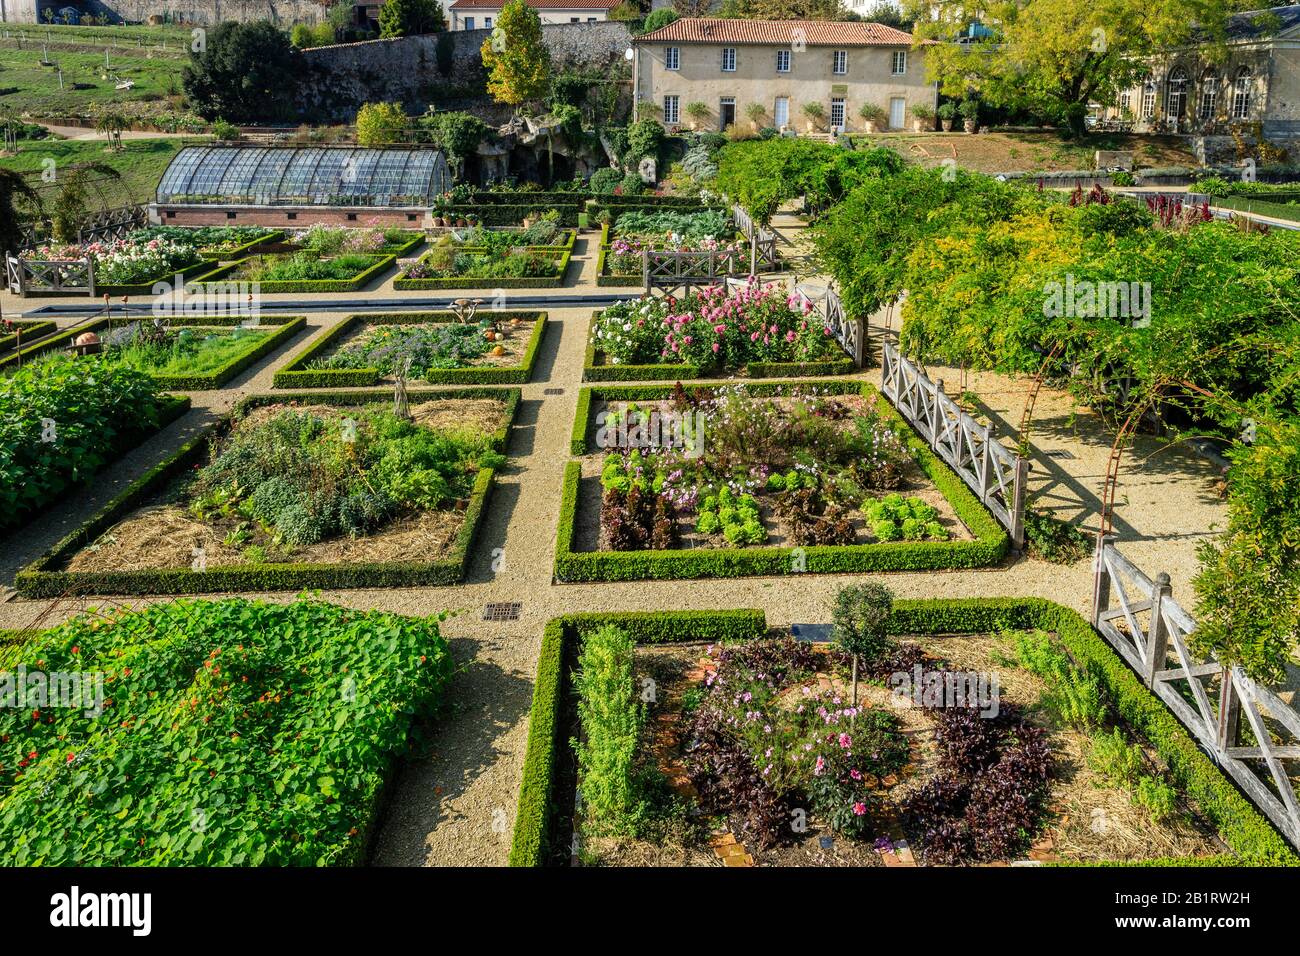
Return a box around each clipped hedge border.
[449,230,576,256]
[95,258,218,298]
[272,311,547,388]
[392,247,573,290]
[556,380,1008,581]
[14,387,520,597]
[0,320,57,354]
[189,253,398,293]
[582,310,855,382]
[509,597,1297,866]
[508,608,768,867]
[1,393,191,536]
[145,316,305,390]
[885,597,1298,865]
[196,230,285,261]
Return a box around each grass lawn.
[0,40,189,120]
[106,326,276,377]
[0,136,190,206]
[853,130,1199,174]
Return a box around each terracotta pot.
[862,120,879,134]
[963,120,978,133]
[941,119,953,132]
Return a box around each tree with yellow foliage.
[481,0,551,111]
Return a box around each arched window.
[1232,66,1252,119]
[1165,68,1188,120]
[1141,75,1157,119]
[1199,68,1218,121]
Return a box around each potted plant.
[685,101,709,131]
[937,102,957,132]
[802,101,826,133]
[858,102,887,133]
[910,104,935,133]
[745,102,766,132]
[960,98,980,133]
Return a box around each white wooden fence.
[1092,537,1300,851]
[881,341,1027,547]
[6,255,96,296]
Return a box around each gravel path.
[0,230,1228,866]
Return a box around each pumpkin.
[75,332,100,346]
[491,345,505,356]
[484,330,496,342]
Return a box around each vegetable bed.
[0,596,453,865]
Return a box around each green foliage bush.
[0,356,170,530]
[0,597,452,865]
[832,582,895,663]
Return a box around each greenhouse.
[155,146,452,207]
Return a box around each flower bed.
[0,596,453,865]
[97,315,306,390]
[0,354,190,532]
[128,225,283,259]
[23,235,209,297]
[585,284,856,381]
[15,388,519,596]
[556,381,1007,581]
[394,241,573,290]
[273,311,547,387]
[511,600,1295,867]
[189,251,398,293]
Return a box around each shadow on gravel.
[506,397,540,459]
[464,479,521,585]
[369,636,534,866]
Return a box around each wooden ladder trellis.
[1092,537,1300,851]
[881,341,1028,547]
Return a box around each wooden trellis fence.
[642,247,746,297]
[881,341,1028,547]
[77,204,147,244]
[1092,537,1300,850]
[792,283,865,367]
[732,204,780,271]
[5,255,95,296]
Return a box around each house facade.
[1100,5,1300,161]
[448,0,616,31]
[632,17,935,134]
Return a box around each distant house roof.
[1221,4,1300,39]
[635,17,917,46]
[449,0,618,8]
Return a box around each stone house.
[447,0,617,31]
[632,17,936,134]
[1100,4,1300,162]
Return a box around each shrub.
[0,597,452,865]
[1023,508,1092,564]
[832,582,895,664]
[1087,727,1146,788]
[0,356,168,530]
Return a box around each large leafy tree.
[0,168,38,256]
[378,0,446,39]
[718,0,848,17]
[356,102,411,146]
[481,0,551,111]
[905,0,1236,137]
[182,21,300,123]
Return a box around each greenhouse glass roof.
[155,146,451,207]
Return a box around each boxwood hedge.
[0,320,57,355]
[15,387,520,597]
[272,311,548,388]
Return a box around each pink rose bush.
[591,280,838,371]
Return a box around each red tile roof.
[635,17,916,46]
[450,0,617,7]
